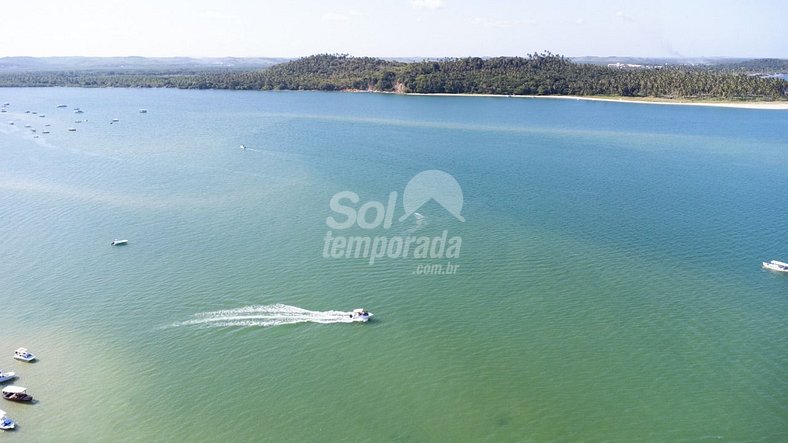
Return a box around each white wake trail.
[169,304,357,328]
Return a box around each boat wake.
[168,304,357,329]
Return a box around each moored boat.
[13,348,35,362]
[0,410,14,430]
[0,370,15,383]
[762,260,788,273]
[111,239,128,246]
[1,386,32,402]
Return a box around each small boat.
[42,131,50,134]
[74,109,84,114]
[57,104,68,108]
[7,122,12,125]
[0,370,15,383]
[31,112,37,115]
[240,144,246,150]
[762,260,788,273]
[68,128,76,132]
[0,109,5,113]
[24,111,30,114]
[23,124,31,128]
[349,308,373,322]
[13,348,35,362]
[0,410,15,430]
[111,118,119,124]
[111,239,128,246]
[38,114,45,118]
[139,109,147,113]
[1,386,32,402]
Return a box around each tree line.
[1,53,786,101]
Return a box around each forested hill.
[1,53,786,101]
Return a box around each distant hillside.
[216,54,788,100]
[0,56,289,72]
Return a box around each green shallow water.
[0,88,786,442]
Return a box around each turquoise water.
[0,88,786,442]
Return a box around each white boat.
[111,239,128,246]
[240,144,246,150]
[0,410,15,430]
[0,370,15,383]
[111,118,119,124]
[762,260,788,273]
[13,348,35,362]
[349,308,373,322]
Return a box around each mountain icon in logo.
[399,170,465,223]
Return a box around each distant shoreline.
[379,91,788,110]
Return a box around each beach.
[395,92,788,110]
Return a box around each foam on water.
[169,304,358,328]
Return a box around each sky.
[1,0,785,58]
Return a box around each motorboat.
[0,370,15,383]
[111,239,128,246]
[240,144,246,150]
[762,260,788,273]
[13,348,35,362]
[349,308,373,322]
[0,410,14,430]
[57,104,68,108]
[68,128,76,132]
[74,109,84,114]
[139,109,147,113]
[111,118,119,124]
[1,386,32,402]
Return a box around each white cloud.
[410,0,445,11]
[467,17,535,28]
[322,12,349,22]
[616,11,635,22]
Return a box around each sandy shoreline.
[369,91,788,110]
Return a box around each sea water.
[0,88,786,441]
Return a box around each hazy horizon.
[1,0,785,59]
